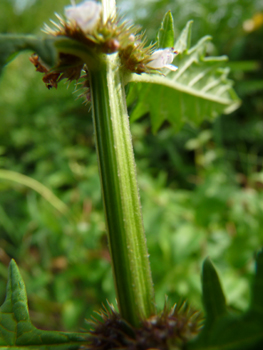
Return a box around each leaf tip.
[9,258,18,271]
[202,256,212,269]
[8,259,22,285]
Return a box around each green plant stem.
[88,52,155,326]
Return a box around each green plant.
[0,0,262,349]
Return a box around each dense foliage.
[0,0,263,333]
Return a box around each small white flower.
[65,0,102,33]
[147,48,178,71]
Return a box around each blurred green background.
[0,0,263,331]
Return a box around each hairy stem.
[89,50,155,326]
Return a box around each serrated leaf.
[174,20,193,53]
[0,35,58,75]
[0,260,87,349]
[126,21,241,133]
[157,11,175,49]
[201,258,227,324]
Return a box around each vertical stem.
[89,50,155,326]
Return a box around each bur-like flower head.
[147,48,178,71]
[64,0,102,33]
[87,302,202,350]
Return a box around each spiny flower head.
[42,0,176,73]
[32,1,178,98]
[43,1,140,56]
[85,301,202,350]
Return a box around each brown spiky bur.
[87,303,136,350]
[29,52,85,89]
[118,33,155,74]
[138,302,203,350]
[85,302,203,350]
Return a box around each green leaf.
[190,255,263,350]
[0,260,87,349]
[126,21,241,133]
[202,257,227,324]
[0,34,100,77]
[157,11,175,49]
[0,34,58,75]
[190,312,263,350]
[174,20,192,53]
[250,249,263,316]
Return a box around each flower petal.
[164,64,178,71]
[147,48,178,71]
[65,0,102,32]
